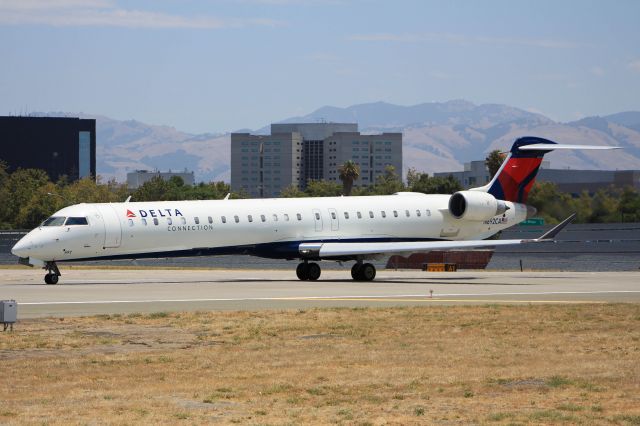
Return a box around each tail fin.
[474,136,619,203]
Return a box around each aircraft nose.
[11,236,32,258]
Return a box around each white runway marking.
[18,290,640,305]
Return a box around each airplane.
[11,136,618,284]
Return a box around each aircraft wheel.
[296,263,309,281]
[307,263,321,281]
[361,263,376,281]
[44,273,59,285]
[351,263,362,280]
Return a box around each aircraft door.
[328,208,339,231]
[312,209,323,232]
[95,204,122,248]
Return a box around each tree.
[304,180,342,197]
[16,182,64,228]
[619,187,640,222]
[0,168,50,227]
[485,150,505,179]
[406,167,420,188]
[132,176,172,201]
[186,181,232,200]
[408,171,462,194]
[370,165,405,195]
[338,160,360,196]
[589,188,618,223]
[279,184,307,198]
[527,182,576,224]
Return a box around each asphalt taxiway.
[0,268,638,318]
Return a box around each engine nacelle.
[448,191,508,220]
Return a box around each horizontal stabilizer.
[535,213,576,240]
[519,144,620,151]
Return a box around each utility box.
[1,300,17,328]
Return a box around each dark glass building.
[0,116,96,182]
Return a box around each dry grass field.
[1,304,640,425]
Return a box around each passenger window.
[405,210,410,217]
[344,212,349,219]
[208,216,213,224]
[297,213,302,221]
[221,216,227,224]
[142,218,147,226]
[357,211,362,219]
[369,211,374,218]
[331,212,336,220]
[128,219,134,227]
[167,218,172,225]
[234,215,240,223]
[393,210,398,217]
[65,217,88,226]
[181,217,186,225]
[284,214,290,221]
[416,210,421,217]
[194,217,200,224]
[153,218,159,225]
[381,211,386,218]
[261,214,266,222]
[273,214,278,222]
[248,215,253,222]
[314,212,320,220]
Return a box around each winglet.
[535,213,576,241]
[224,193,231,200]
[124,196,132,203]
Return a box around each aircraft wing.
[299,214,575,259]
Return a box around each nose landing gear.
[43,262,61,285]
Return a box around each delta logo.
[126,208,184,218]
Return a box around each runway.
[1,268,638,318]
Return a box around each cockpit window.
[42,217,66,226]
[65,217,88,226]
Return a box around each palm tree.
[485,150,506,179]
[338,160,360,196]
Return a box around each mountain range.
[80,101,640,183]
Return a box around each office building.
[324,132,402,188]
[0,116,96,182]
[230,132,301,198]
[231,123,402,197]
[126,170,195,189]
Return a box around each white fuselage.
[12,192,528,263]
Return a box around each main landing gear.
[44,261,61,285]
[351,262,376,281]
[296,261,321,281]
[295,260,377,282]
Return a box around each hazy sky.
[1,0,639,133]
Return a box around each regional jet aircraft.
[12,137,617,284]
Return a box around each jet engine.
[448,191,508,221]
